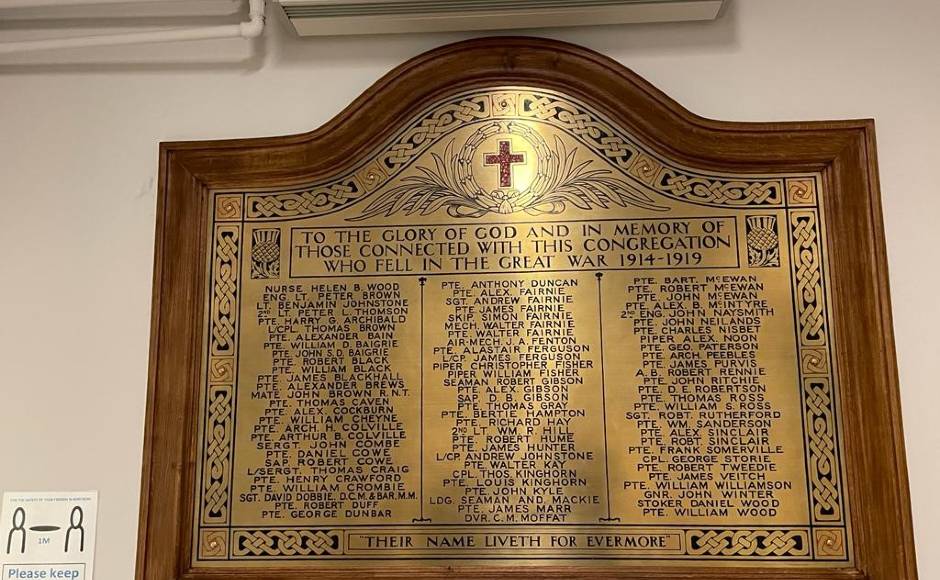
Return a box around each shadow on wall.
[0,0,740,75]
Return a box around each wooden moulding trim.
[136,36,917,580]
[162,38,867,183]
[175,567,870,580]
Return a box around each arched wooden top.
[161,36,869,187]
[140,37,915,580]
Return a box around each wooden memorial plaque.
[137,38,917,580]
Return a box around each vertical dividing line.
[596,272,620,523]
[414,276,431,523]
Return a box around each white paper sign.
[0,492,97,580]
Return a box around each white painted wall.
[0,1,936,578]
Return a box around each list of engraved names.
[229,216,806,555]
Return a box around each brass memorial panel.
[193,87,850,567]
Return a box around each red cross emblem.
[484,140,526,188]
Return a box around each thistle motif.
[251,228,281,279]
[746,215,780,268]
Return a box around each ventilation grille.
[279,0,723,36]
[285,0,706,18]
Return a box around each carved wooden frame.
[137,37,917,580]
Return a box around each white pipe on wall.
[0,0,264,55]
[0,0,226,9]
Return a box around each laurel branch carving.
[195,90,847,563]
[244,89,787,220]
[354,122,665,220]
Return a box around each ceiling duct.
[278,0,724,36]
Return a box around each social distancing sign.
[1,492,97,580]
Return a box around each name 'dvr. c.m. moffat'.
[135,38,917,580]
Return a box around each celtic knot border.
[201,224,240,526]
[194,93,850,565]
[686,529,809,558]
[243,88,787,220]
[194,202,850,563]
[790,210,845,529]
[233,529,343,558]
[226,528,814,560]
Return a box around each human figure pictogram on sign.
[64,506,84,553]
[6,507,25,554]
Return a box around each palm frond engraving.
[352,122,666,220]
